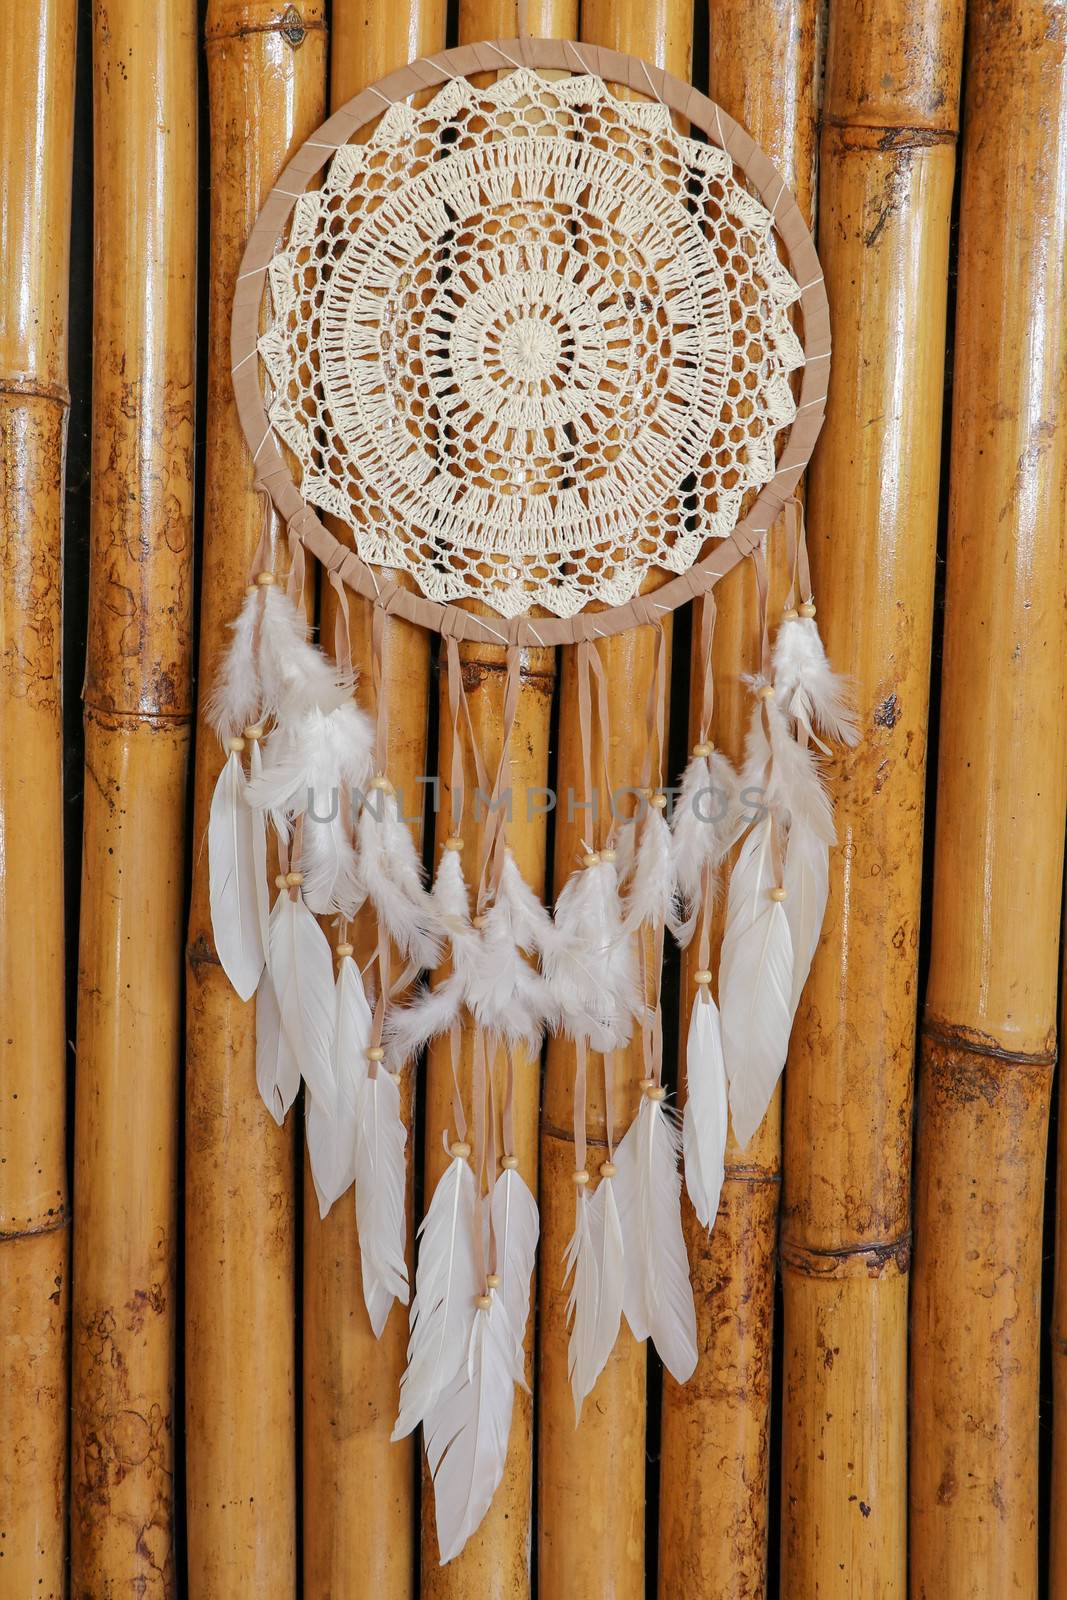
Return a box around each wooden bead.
[694,969,713,985]
[285,871,304,887]
[781,607,800,622]
[274,874,288,890]
[692,741,713,758]
[366,1047,385,1062]
[243,724,263,741]
[600,848,616,864]
[472,914,487,930]
[226,736,245,754]
[486,1274,501,1289]
[335,943,354,959]
[799,601,817,618]
[450,1141,471,1159]
[573,1169,590,1186]
[650,793,667,809]
[475,1295,492,1310]
[770,887,788,902]
[255,571,276,586]
[758,684,775,700]
[444,836,463,851]
[646,1085,666,1102]
[501,1155,520,1171]
[368,774,394,794]
[599,1161,617,1179]
[582,851,600,868]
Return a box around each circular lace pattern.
[259,68,804,618]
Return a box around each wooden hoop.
[231,37,831,648]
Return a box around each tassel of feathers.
[543,850,637,1053]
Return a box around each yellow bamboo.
[910,4,1067,1593]
[658,6,819,1593]
[1053,929,1067,1596]
[185,7,326,1592]
[0,4,76,1591]
[780,3,964,1595]
[536,5,692,1597]
[297,7,444,1596]
[69,5,197,1590]
[416,7,571,1598]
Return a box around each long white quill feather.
[719,815,795,1150]
[355,1067,410,1336]
[268,889,338,1118]
[424,1295,516,1563]
[564,1175,625,1421]
[208,748,265,1001]
[489,1166,539,1383]
[255,968,300,1125]
[682,992,729,1229]
[393,1154,478,1439]
[306,953,370,1218]
[613,1095,697,1383]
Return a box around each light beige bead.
[758,683,775,701]
[366,1046,385,1062]
[226,736,245,754]
[646,1085,666,1102]
[335,942,354,959]
[650,792,667,810]
[451,1141,471,1159]
[285,870,304,888]
[501,1155,520,1171]
[770,887,788,902]
[692,741,713,758]
[243,724,263,741]
[582,851,600,868]
[255,570,276,586]
[600,848,616,863]
[274,874,288,890]
[782,607,800,622]
[799,601,817,618]
[444,836,463,851]
[599,1161,617,1179]
[694,969,713,985]
[573,1169,590,1186]
[486,1274,501,1289]
[368,774,394,794]
[475,1295,492,1310]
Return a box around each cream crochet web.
[259,67,804,619]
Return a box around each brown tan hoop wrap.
[231,37,830,648]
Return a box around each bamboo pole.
[910,5,1067,1593]
[185,7,326,1592]
[70,5,197,1590]
[537,5,692,1598]
[779,4,964,1595]
[0,3,76,1591]
[415,12,573,1590]
[657,6,820,1594]
[1053,926,1067,1597]
[300,7,444,1596]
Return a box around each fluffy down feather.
[772,613,858,747]
[543,857,637,1052]
[669,749,744,947]
[623,805,674,935]
[205,587,263,741]
[464,852,559,1048]
[357,786,442,970]
[256,585,354,720]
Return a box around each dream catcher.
[212,37,845,1562]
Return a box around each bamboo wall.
[1,1,1066,1595]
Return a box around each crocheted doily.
[259,67,803,619]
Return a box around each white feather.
[357,787,442,970]
[669,750,745,947]
[622,804,674,934]
[355,1067,410,1336]
[613,1095,697,1383]
[719,816,795,1150]
[424,1294,516,1563]
[256,585,354,719]
[564,1177,625,1422]
[246,703,372,917]
[543,857,637,1052]
[393,1155,479,1439]
[383,848,480,1066]
[682,992,729,1229]
[772,614,858,747]
[464,852,559,1049]
[205,587,262,741]
[782,817,830,1013]
[208,749,265,1001]
[248,740,271,958]
[489,1167,539,1385]
[306,954,370,1219]
[254,968,300,1125]
[762,693,835,843]
[267,890,338,1117]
